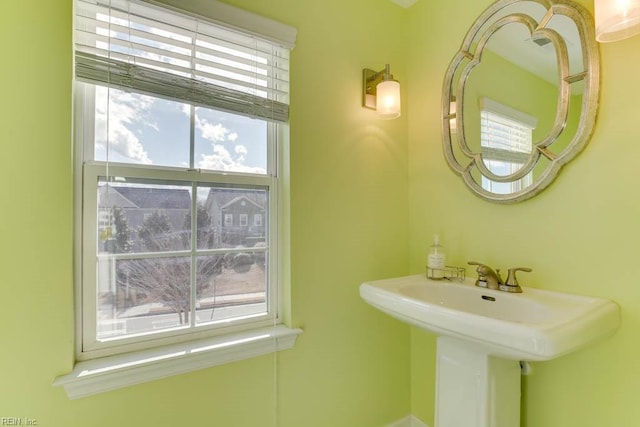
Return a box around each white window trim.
[57,0,299,399]
[58,85,300,397]
[224,213,234,227]
[79,156,280,358]
[54,325,302,399]
[480,97,537,129]
[148,0,297,49]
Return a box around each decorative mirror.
[441,0,599,203]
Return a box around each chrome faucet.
[468,262,532,293]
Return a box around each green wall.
[5,0,639,426]
[407,0,640,426]
[0,0,410,426]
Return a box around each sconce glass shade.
[595,0,640,42]
[376,80,401,119]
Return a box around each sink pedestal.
[436,336,521,427]
[361,275,620,426]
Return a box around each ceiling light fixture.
[595,0,640,42]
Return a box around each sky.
[89,5,275,177]
[93,85,269,175]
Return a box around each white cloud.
[200,122,229,142]
[198,144,265,174]
[194,116,261,172]
[198,144,233,170]
[197,120,230,142]
[234,144,247,162]
[195,115,241,143]
[95,87,153,164]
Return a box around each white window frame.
[76,83,283,359]
[254,213,263,227]
[224,213,233,227]
[56,0,301,399]
[239,213,249,226]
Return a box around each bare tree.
[124,256,192,323]
[122,207,223,324]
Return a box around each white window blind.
[479,98,535,193]
[75,0,293,122]
[480,98,535,164]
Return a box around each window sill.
[54,325,302,400]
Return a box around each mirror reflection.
[442,0,599,203]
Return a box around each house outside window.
[224,214,233,227]
[219,195,265,246]
[74,0,293,360]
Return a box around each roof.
[99,185,191,210]
[221,195,264,210]
[204,188,266,212]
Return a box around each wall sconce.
[595,0,640,42]
[362,64,401,119]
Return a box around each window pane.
[484,159,515,176]
[194,107,268,174]
[481,160,533,194]
[97,256,191,340]
[93,85,190,168]
[98,180,192,254]
[197,186,268,249]
[195,254,267,326]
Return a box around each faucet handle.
[501,267,532,293]
[468,261,487,287]
[468,261,491,269]
[468,261,501,288]
[505,267,532,286]
[467,261,487,276]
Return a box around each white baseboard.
[385,415,429,427]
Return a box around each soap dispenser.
[427,235,446,280]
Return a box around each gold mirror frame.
[441,0,600,203]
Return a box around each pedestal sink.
[360,275,620,427]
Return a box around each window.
[254,213,263,227]
[480,98,536,194]
[74,0,294,360]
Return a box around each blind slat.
[75,0,293,122]
[481,109,533,156]
[76,52,289,122]
[75,38,291,96]
[77,7,290,61]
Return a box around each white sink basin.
[360,274,620,361]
